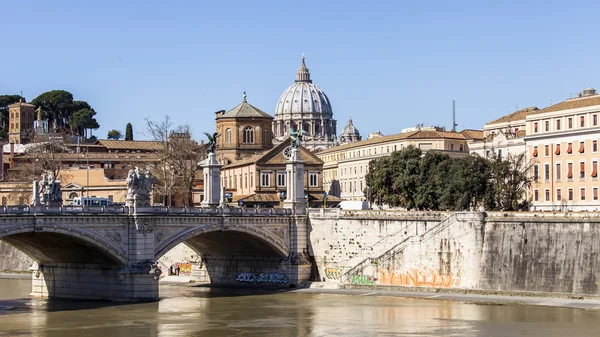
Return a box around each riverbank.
[294,282,600,311]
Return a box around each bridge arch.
[0,224,128,266]
[155,224,289,261]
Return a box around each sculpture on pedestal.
[289,127,306,149]
[203,132,219,154]
[37,173,62,206]
[126,167,154,207]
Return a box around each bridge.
[0,205,311,301]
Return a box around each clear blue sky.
[3,0,600,140]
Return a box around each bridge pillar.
[284,148,306,215]
[287,216,312,286]
[201,153,222,207]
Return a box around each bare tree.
[145,116,206,206]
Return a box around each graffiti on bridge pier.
[379,269,461,288]
[236,272,289,284]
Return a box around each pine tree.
[125,123,133,141]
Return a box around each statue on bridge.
[126,167,154,207]
[203,132,219,154]
[289,127,306,149]
[37,173,62,206]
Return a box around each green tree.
[68,108,99,138]
[31,90,74,129]
[488,153,533,211]
[125,123,133,141]
[0,95,25,131]
[415,151,450,210]
[107,129,122,140]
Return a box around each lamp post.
[366,186,371,210]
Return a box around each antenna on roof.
[452,100,457,132]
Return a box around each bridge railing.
[0,205,294,216]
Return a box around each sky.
[2,0,600,141]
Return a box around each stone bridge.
[0,205,311,301]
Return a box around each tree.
[0,95,25,131]
[107,129,122,140]
[488,153,533,211]
[125,123,133,141]
[415,151,450,210]
[145,116,205,206]
[68,108,99,138]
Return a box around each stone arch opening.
[0,225,127,266]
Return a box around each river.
[0,279,599,336]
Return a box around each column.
[201,153,222,207]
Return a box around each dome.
[274,57,333,117]
[339,117,361,144]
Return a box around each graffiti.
[325,267,342,280]
[236,272,289,284]
[378,269,461,288]
[178,263,192,276]
[348,275,377,285]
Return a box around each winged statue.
[204,132,219,154]
[289,127,306,149]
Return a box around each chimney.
[10,142,14,156]
[214,110,226,119]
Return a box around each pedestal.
[283,148,306,215]
[201,153,222,207]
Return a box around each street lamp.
[366,186,371,210]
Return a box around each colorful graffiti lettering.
[379,269,461,288]
[348,275,377,285]
[236,272,289,284]
[325,267,342,280]
[178,263,192,276]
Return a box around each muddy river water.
[0,279,598,336]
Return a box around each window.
[450,144,454,151]
[460,144,464,151]
[245,174,248,188]
[277,172,286,187]
[567,163,573,179]
[1,197,5,206]
[108,195,114,202]
[580,162,586,179]
[581,188,586,201]
[579,141,585,153]
[556,163,561,181]
[568,118,573,129]
[545,145,549,156]
[534,190,539,201]
[533,165,539,182]
[594,188,599,201]
[545,189,550,201]
[594,114,598,126]
[225,128,231,143]
[309,172,318,187]
[555,144,560,155]
[581,116,585,127]
[593,161,598,178]
[534,122,539,133]
[498,149,502,158]
[568,188,573,201]
[556,189,562,202]
[567,143,573,154]
[556,119,561,130]
[263,129,270,145]
[594,140,598,153]
[261,172,271,187]
[532,146,538,157]
[545,120,550,131]
[544,164,550,181]
[243,126,254,143]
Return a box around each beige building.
[8,100,36,144]
[221,141,332,207]
[526,88,600,211]
[468,107,538,159]
[316,129,476,201]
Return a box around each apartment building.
[526,88,600,211]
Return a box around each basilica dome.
[274,57,333,117]
[339,117,361,144]
[272,56,337,151]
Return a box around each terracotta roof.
[95,140,164,151]
[223,140,323,169]
[407,130,466,140]
[308,193,344,202]
[14,152,159,161]
[234,193,281,203]
[8,101,35,108]
[529,95,600,116]
[318,131,418,154]
[460,129,484,140]
[486,106,538,125]
[218,101,273,119]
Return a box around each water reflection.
[0,279,600,337]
